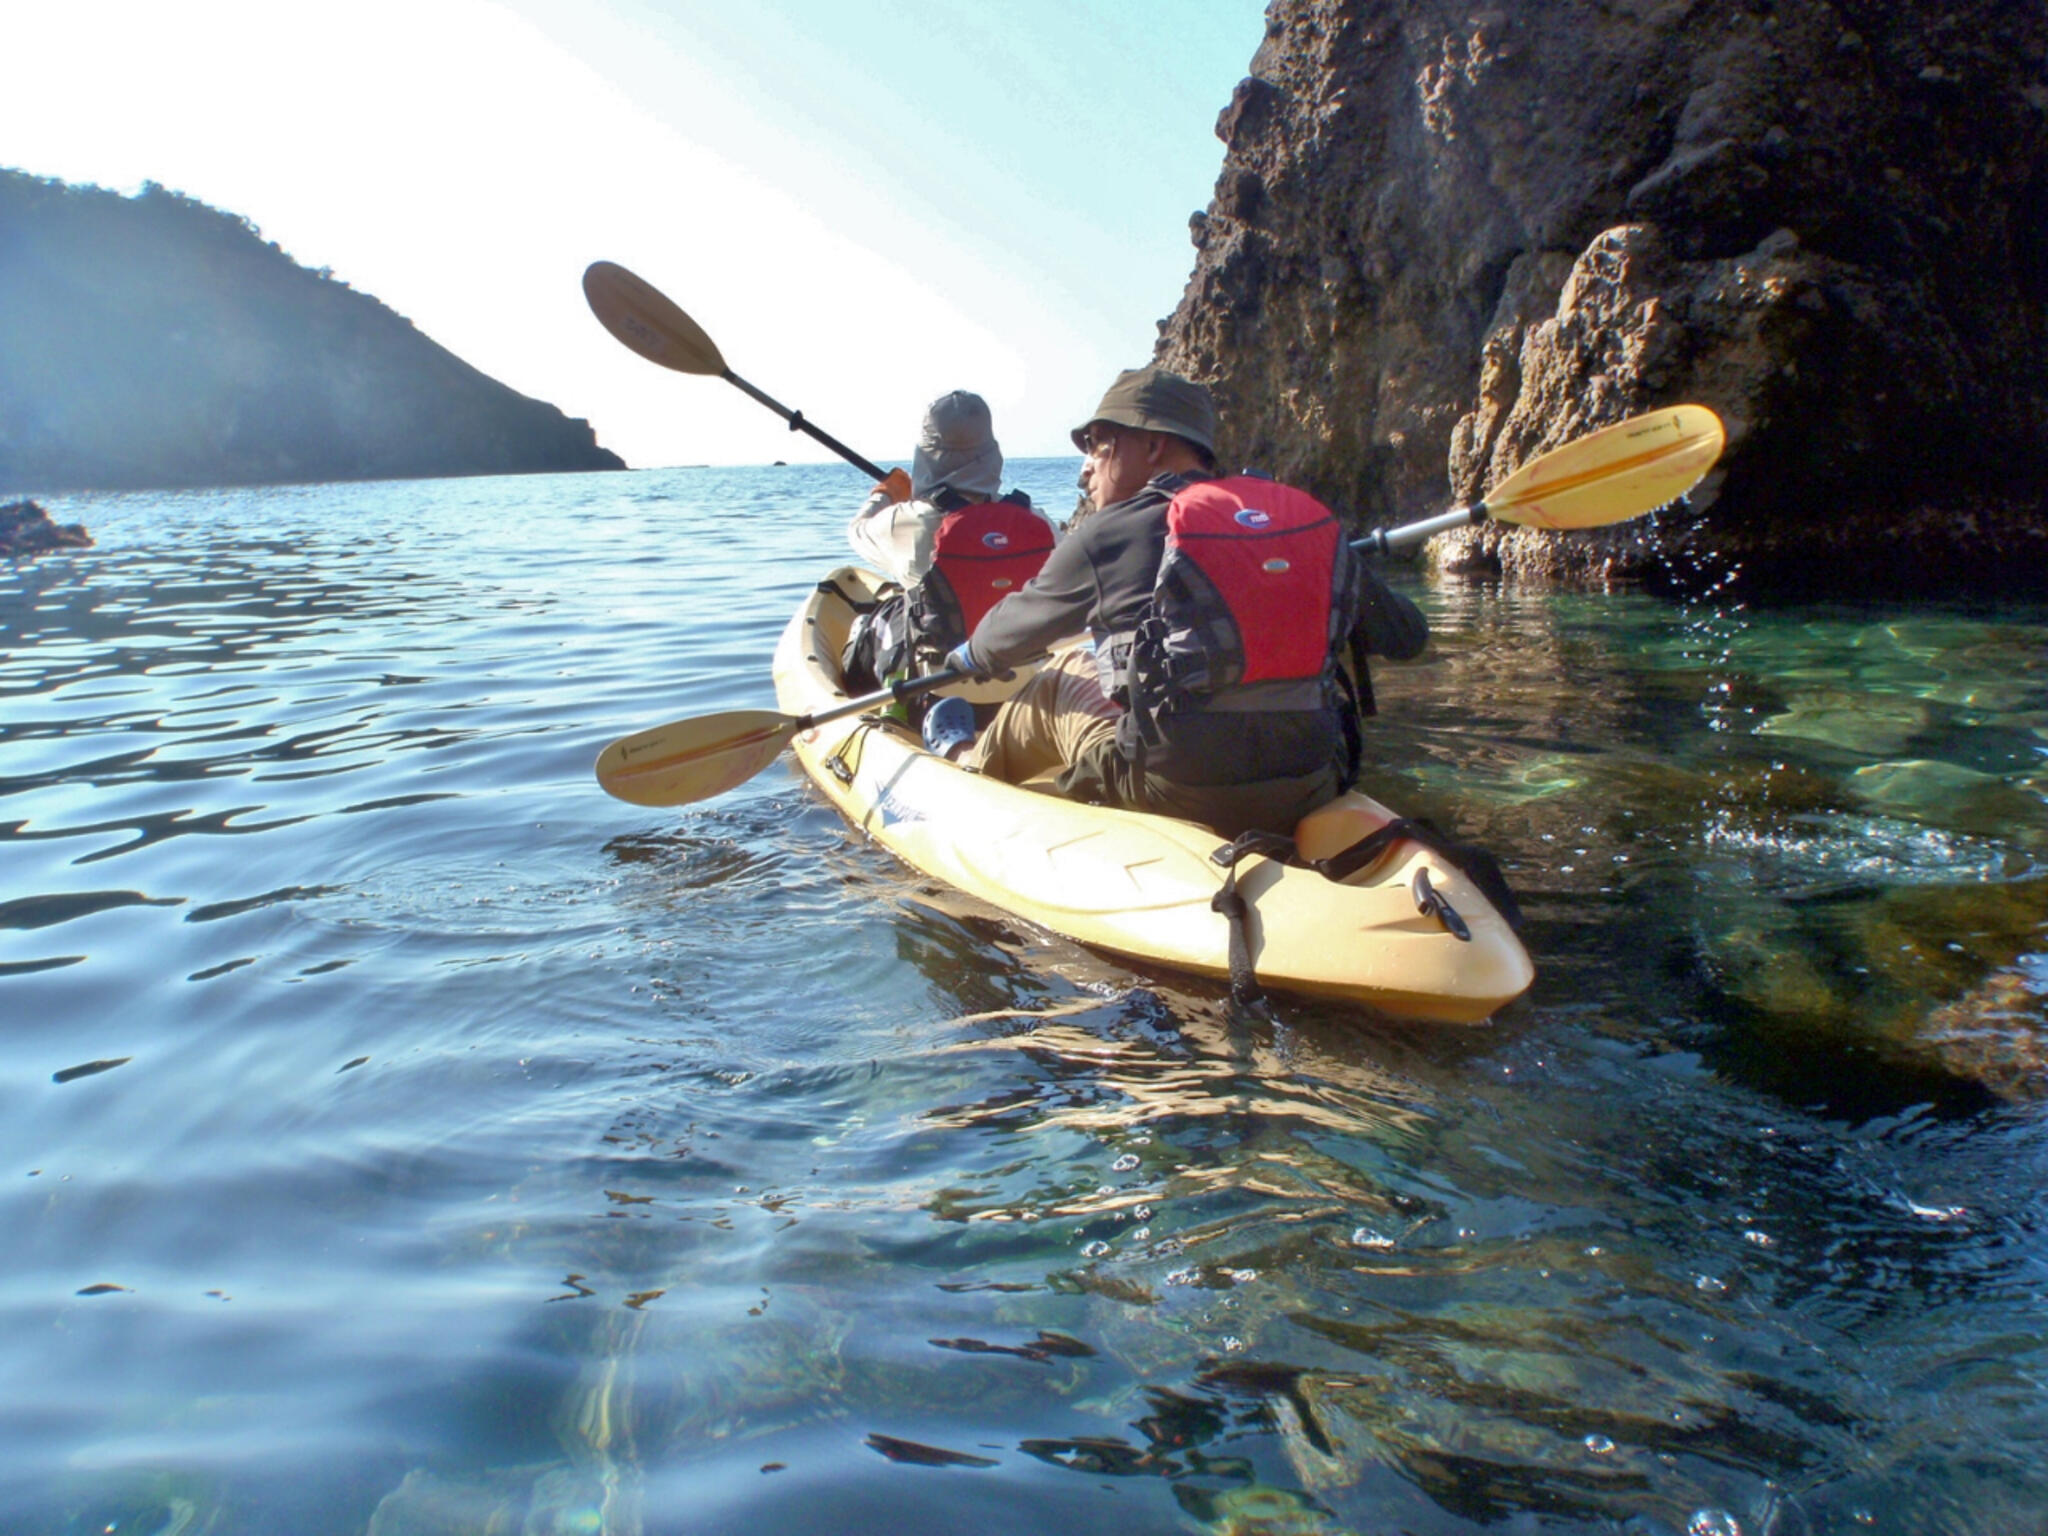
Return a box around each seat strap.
[1207,830,1299,1008]
[819,576,887,614]
[1204,818,1523,1007]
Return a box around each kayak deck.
[771,566,1534,1022]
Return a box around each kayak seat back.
[1292,795,1397,883]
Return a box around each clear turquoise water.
[6,461,2047,1535]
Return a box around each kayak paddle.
[1359,404,1724,554]
[586,270,1723,811]
[583,260,890,480]
[594,405,1725,808]
[596,668,973,808]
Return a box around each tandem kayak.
[769,566,1534,1022]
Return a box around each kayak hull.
[772,567,1535,1022]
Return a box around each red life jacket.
[909,499,1056,655]
[1131,474,1357,713]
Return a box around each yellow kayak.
[772,566,1535,1022]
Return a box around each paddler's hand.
[944,643,993,682]
[872,467,912,503]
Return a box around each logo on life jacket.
[908,501,1057,657]
[1234,508,1273,529]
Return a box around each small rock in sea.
[1,499,93,558]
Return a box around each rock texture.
[0,499,91,557]
[1158,1,2048,593]
[0,171,625,494]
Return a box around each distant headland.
[0,170,625,495]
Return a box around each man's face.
[1079,424,1153,508]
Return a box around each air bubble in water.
[1688,1510,1742,1536]
[1081,1240,1110,1258]
[1113,1153,1140,1173]
[1351,1228,1396,1250]
[1583,1433,1615,1455]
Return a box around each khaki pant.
[964,647,1120,784]
[966,647,1342,838]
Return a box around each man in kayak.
[847,389,1052,584]
[923,367,1426,839]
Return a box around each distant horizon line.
[636,453,1086,473]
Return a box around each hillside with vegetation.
[0,170,623,493]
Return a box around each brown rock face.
[1157,1,2048,593]
[0,500,91,558]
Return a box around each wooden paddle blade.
[595,709,796,807]
[1484,404,1725,531]
[583,261,727,376]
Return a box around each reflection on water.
[5,465,2048,1534]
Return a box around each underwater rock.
[366,1463,622,1536]
[1851,758,1997,813]
[1755,690,1931,756]
[0,499,91,557]
[1920,965,2048,1101]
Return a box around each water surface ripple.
[5,465,2047,1535]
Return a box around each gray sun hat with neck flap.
[1070,366,1217,455]
[910,389,1003,502]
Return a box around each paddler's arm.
[959,525,1103,674]
[1356,565,1428,660]
[849,474,942,584]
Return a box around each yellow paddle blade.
[595,709,796,807]
[1484,404,1725,531]
[582,261,727,376]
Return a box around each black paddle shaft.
[721,370,890,481]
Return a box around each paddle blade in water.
[595,709,796,807]
[582,261,727,376]
[1485,404,1725,530]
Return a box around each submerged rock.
[1921,965,2048,1101]
[1159,1,2048,595]
[0,498,91,557]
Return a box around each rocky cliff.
[1158,0,2048,593]
[0,171,624,493]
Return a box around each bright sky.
[2,0,1265,468]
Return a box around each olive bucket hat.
[1070,366,1217,455]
